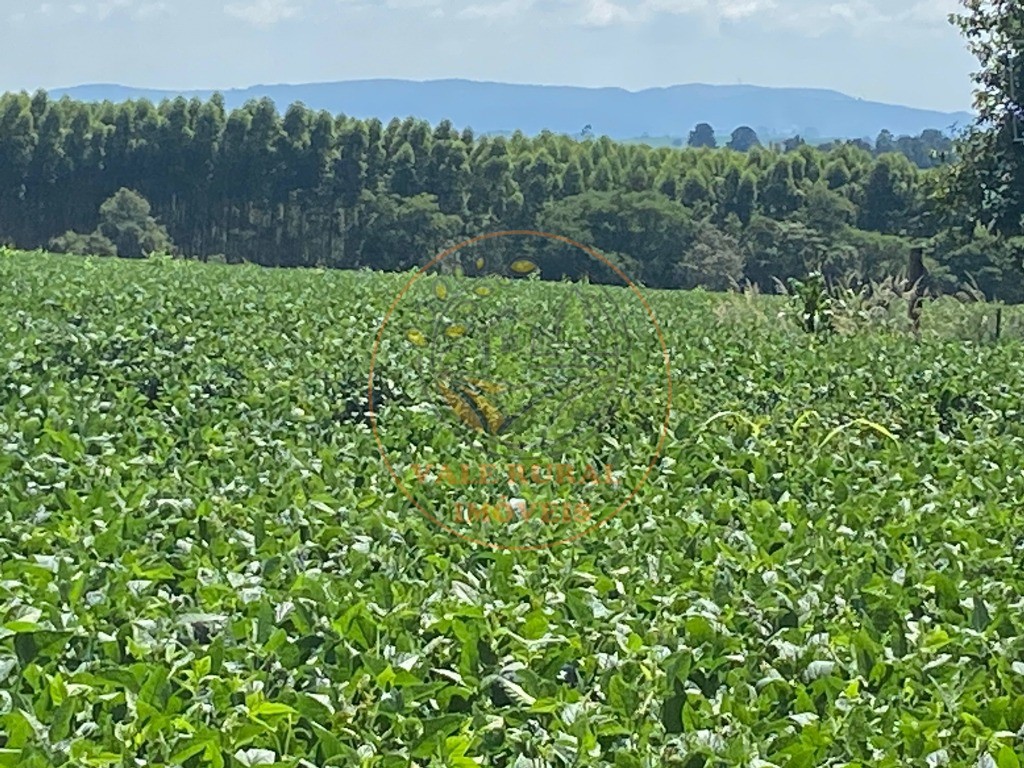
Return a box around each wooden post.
[907,245,926,334]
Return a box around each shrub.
[49,189,176,260]
[97,188,176,259]
[49,230,118,257]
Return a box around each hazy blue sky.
[4,0,977,112]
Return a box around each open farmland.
[2,248,1024,766]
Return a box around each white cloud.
[757,0,956,37]
[134,2,169,18]
[458,0,535,20]
[341,0,946,31]
[719,0,776,20]
[644,0,707,12]
[225,0,301,25]
[899,0,959,26]
[559,0,956,31]
[386,0,445,8]
[95,0,132,18]
[40,0,169,19]
[15,0,962,31]
[579,0,633,26]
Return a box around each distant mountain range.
[50,79,973,142]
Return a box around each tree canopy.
[727,127,761,152]
[943,0,1024,237]
[0,86,1018,299]
[687,123,717,148]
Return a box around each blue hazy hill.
[50,79,972,141]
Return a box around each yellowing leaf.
[461,382,506,434]
[510,259,538,275]
[445,324,467,338]
[475,257,485,269]
[436,378,507,435]
[406,329,428,346]
[474,286,491,297]
[435,283,448,300]
[438,380,485,433]
[465,378,504,394]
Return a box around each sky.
[3,0,977,113]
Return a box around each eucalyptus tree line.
[0,86,1018,299]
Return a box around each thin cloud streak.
[225,0,302,26]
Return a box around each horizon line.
[37,78,975,115]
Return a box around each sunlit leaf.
[406,328,428,346]
[510,259,538,275]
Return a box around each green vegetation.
[1,4,1024,766]
[942,1,1024,238]
[50,188,177,259]
[2,249,1024,766]
[0,79,1014,299]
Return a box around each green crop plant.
[1,250,1024,767]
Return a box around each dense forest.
[0,56,1021,300]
